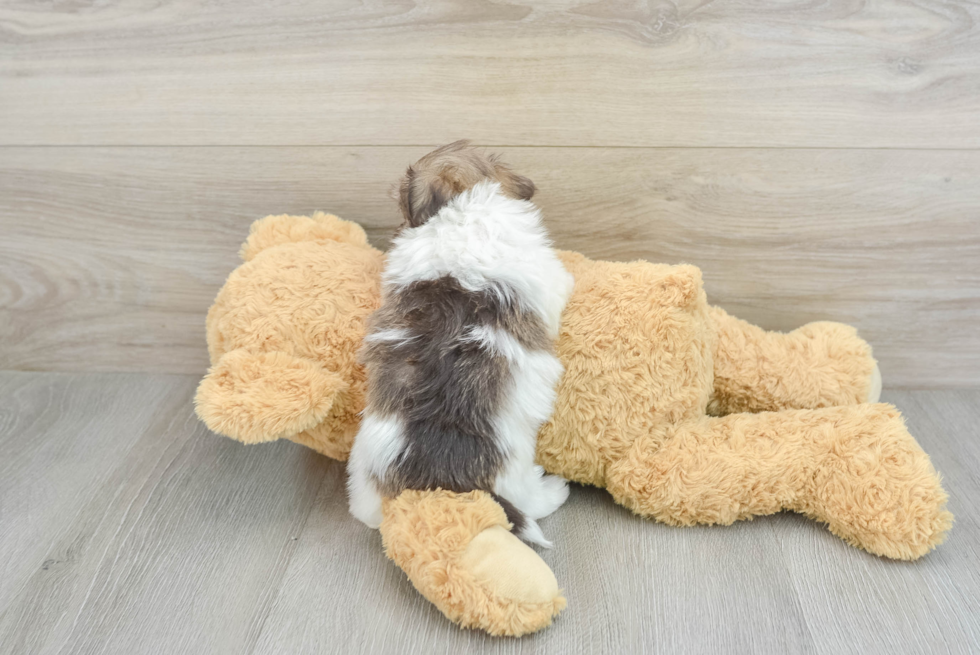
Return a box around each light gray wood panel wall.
[2,146,977,385]
[1,0,978,383]
[1,1,978,147]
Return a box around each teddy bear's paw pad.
[446,524,566,636]
[460,526,561,604]
[195,348,346,444]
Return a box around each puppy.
[346,141,574,547]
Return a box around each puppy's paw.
[532,475,570,520]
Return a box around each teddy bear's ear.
[195,348,347,443]
[238,213,370,262]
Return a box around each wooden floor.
[0,371,977,655]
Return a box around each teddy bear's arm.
[195,348,348,447]
[707,305,880,415]
[604,404,952,560]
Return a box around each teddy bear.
[195,212,952,637]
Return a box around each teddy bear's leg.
[195,348,349,458]
[707,305,880,415]
[238,212,371,261]
[605,404,952,560]
[379,489,566,636]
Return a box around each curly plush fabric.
[196,214,383,459]
[239,212,370,262]
[605,403,952,560]
[708,306,878,414]
[381,490,565,636]
[194,348,345,444]
[196,213,952,636]
[535,253,715,487]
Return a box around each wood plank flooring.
[0,372,977,654]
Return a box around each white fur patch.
[517,517,555,549]
[460,325,570,546]
[493,347,569,547]
[363,328,416,346]
[383,181,574,337]
[347,413,406,528]
[460,325,526,363]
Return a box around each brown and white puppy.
[346,142,574,546]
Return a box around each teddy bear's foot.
[800,403,952,560]
[380,489,565,637]
[708,307,880,413]
[605,404,952,560]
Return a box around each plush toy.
[196,212,952,637]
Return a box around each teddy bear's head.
[195,214,384,460]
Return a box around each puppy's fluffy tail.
[489,493,552,548]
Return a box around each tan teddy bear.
[196,212,951,637]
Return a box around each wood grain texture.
[0,372,194,614]
[3,374,976,654]
[1,0,979,147]
[2,146,977,385]
[0,372,330,655]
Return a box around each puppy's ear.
[489,155,535,201]
[396,167,415,226]
[508,173,536,201]
[397,165,455,228]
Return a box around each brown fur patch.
[396,141,536,228]
[361,276,550,499]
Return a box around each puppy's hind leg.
[534,470,571,519]
[347,414,408,529]
[347,452,384,528]
[495,460,570,522]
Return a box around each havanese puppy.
[346,141,574,547]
